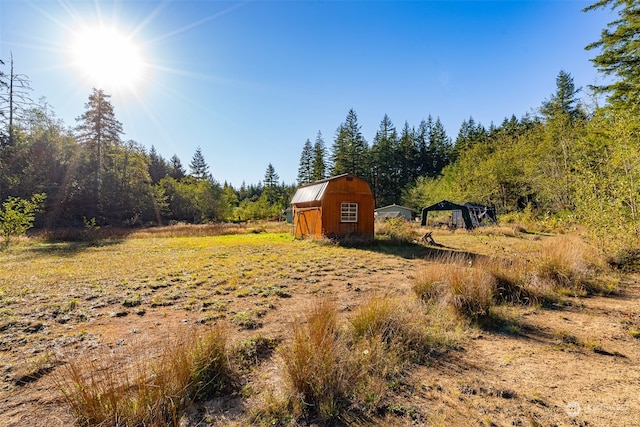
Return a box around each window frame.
[340,202,358,223]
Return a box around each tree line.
[0,84,296,226]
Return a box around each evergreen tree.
[540,70,584,121]
[148,145,168,184]
[534,71,586,212]
[453,116,484,159]
[297,138,313,184]
[189,146,210,180]
[168,154,186,180]
[415,119,430,177]
[398,121,419,187]
[370,114,399,206]
[263,163,280,205]
[75,88,124,218]
[428,117,452,177]
[312,131,327,181]
[330,109,369,180]
[585,0,640,108]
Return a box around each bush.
[0,193,46,246]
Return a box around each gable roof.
[375,204,413,212]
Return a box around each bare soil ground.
[1,228,639,426]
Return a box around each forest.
[0,0,638,253]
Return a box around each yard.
[1,224,639,426]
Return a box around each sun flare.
[70,26,146,91]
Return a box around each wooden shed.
[291,174,375,240]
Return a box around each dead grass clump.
[281,299,350,421]
[413,255,495,321]
[280,297,455,424]
[532,235,610,295]
[349,296,443,364]
[470,225,521,238]
[447,262,495,320]
[488,259,541,305]
[54,325,231,426]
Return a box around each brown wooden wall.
[292,175,374,239]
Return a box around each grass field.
[1,223,639,426]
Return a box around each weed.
[232,311,262,330]
[375,218,417,244]
[532,235,609,295]
[122,293,141,308]
[235,335,279,369]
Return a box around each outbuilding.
[375,204,413,221]
[291,174,375,240]
[420,200,497,230]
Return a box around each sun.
[70,26,146,91]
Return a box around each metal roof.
[290,181,329,204]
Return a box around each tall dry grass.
[281,299,349,420]
[413,254,495,320]
[412,235,612,323]
[54,325,230,426]
[532,235,610,295]
[279,296,454,423]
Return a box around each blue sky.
[1,1,613,187]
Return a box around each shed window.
[341,203,358,223]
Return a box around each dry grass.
[278,296,456,424]
[532,235,611,295]
[413,235,612,323]
[413,255,495,320]
[54,325,230,426]
[469,224,524,238]
[281,299,349,421]
[375,218,419,244]
[33,221,292,241]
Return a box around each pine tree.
[428,117,452,177]
[168,154,186,180]
[297,138,313,185]
[540,70,584,122]
[75,88,124,216]
[415,119,430,177]
[189,146,210,180]
[370,114,399,206]
[312,131,327,181]
[148,145,168,184]
[585,0,640,108]
[263,163,280,205]
[330,109,369,179]
[398,121,419,187]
